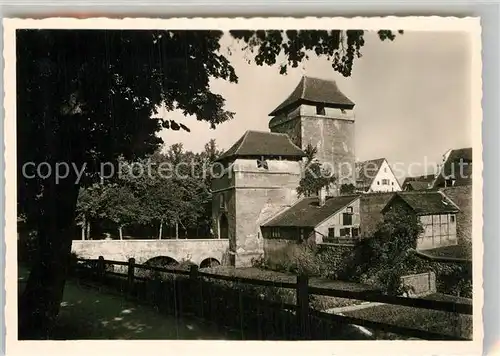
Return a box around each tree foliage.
[297,144,337,197]
[340,183,356,195]
[338,204,427,295]
[75,140,223,239]
[230,30,403,77]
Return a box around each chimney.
[319,187,327,206]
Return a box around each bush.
[335,205,428,295]
[253,242,351,281]
[431,262,472,298]
[253,241,321,276]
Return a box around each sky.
[158,31,473,177]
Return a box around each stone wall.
[400,271,437,297]
[263,238,301,266]
[232,158,303,267]
[301,116,355,184]
[71,239,230,266]
[440,185,472,250]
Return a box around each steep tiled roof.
[269,76,355,116]
[402,174,435,187]
[382,191,460,215]
[216,130,305,162]
[355,158,386,191]
[432,147,473,188]
[262,195,360,228]
[359,192,396,237]
[405,181,432,191]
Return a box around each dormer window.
[445,177,456,187]
[316,104,326,116]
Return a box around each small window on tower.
[316,105,326,115]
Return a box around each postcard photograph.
[3,16,483,356]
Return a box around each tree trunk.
[86,221,91,240]
[18,181,80,340]
[118,226,123,240]
[158,220,163,240]
[81,218,85,240]
[175,222,179,240]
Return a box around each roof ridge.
[282,133,304,153]
[359,157,386,164]
[437,190,461,210]
[303,75,338,82]
[301,76,307,98]
[262,196,313,227]
[315,195,361,226]
[247,129,288,136]
[234,130,251,155]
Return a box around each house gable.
[261,195,361,243]
[315,198,361,243]
[368,159,402,192]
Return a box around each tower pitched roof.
[269,76,355,116]
[216,130,305,162]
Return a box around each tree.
[101,184,143,239]
[75,183,111,239]
[297,144,337,197]
[343,204,426,295]
[17,29,402,338]
[340,183,356,195]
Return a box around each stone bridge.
[71,238,230,268]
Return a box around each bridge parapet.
[71,239,230,266]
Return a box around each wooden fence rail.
[75,256,472,341]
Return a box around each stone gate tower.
[268,76,356,188]
[211,130,305,267]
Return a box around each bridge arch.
[144,256,179,267]
[199,257,221,269]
